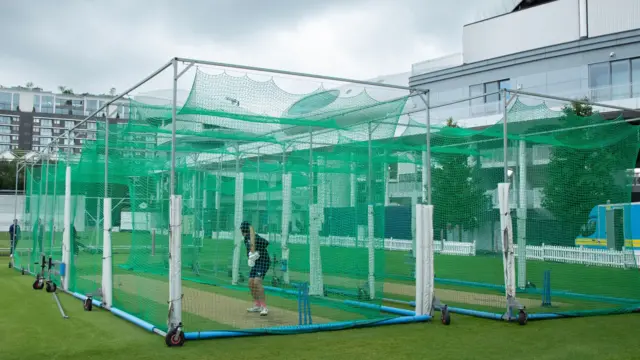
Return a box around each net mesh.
[13,65,640,332]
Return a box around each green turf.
[6,230,640,319]
[2,258,640,360]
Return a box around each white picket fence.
[213,231,476,256]
[4,228,638,269]
[515,244,640,269]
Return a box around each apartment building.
[0,87,132,155]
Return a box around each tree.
[25,82,34,89]
[431,118,490,240]
[58,86,74,95]
[0,160,25,191]
[541,99,630,246]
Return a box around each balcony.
[487,188,544,209]
[427,82,640,129]
[479,145,551,168]
[388,181,422,197]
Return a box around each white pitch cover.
[367,205,375,299]
[168,195,183,329]
[498,183,517,302]
[102,198,113,309]
[415,204,434,316]
[281,173,292,284]
[231,173,244,285]
[61,164,72,291]
[309,204,324,296]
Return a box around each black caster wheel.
[84,297,93,311]
[165,327,185,347]
[46,282,57,293]
[517,309,527,325]
[33,277,44,290]
[441,305,451,325]
[21,268,25,275]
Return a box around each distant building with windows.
[397,0,640,205]
[0,87,132,155]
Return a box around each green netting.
[422,98,640,318]
[52,68,415,334]
[17,65,639,333]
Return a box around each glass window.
[40,137,51,145]
[0,126,10,134]
[0,145,9,152]
[589,62,611,101]
[40,128,52,136]
[72,100,84,115]
[33,95,41,112]
[41,96,54,113]
[0,117,10,125]
[65,120,74,129]
[484,81,500,103]
[40,119,52,127]
[0,135,10,143]
[469,84,484,116]
[499,80,511,101]
[86,99,98,115]
[611,60,630,99]
[0,92,11,110]
[12,93,19,110]
[632,59,640,98]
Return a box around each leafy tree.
[431,118,490,240]
[0,160,25,191]
[541,99,630,246]
[58,86,74,95]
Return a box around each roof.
[512,0,557,12]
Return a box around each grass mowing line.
[83,274,334,330]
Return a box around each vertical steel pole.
[425,91,432,205]
[104,116,109,198]
[367,122,373,204]
[170,59,178,196]
[13,161,20,224]
[503,89,509,183]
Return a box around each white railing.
[4,231,636,269]
[212,231,476,255]
[515,244,640,269]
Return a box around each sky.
[0,0,517,96]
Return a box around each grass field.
[2,257,640,360]
[5,229,640,328]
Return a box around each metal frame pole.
[42,157,50,256]
[170,59,178,196]
[104,117,109,198]
[175,57,415,92]
[415,91,432,205]
[503,89,509,182]
[367,122,373,205]
[13,161,21,224]
[50,156,58,252]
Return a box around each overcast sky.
[0,0,517,95]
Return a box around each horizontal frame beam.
[175,57,419,92]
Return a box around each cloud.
[0,0,516,95]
